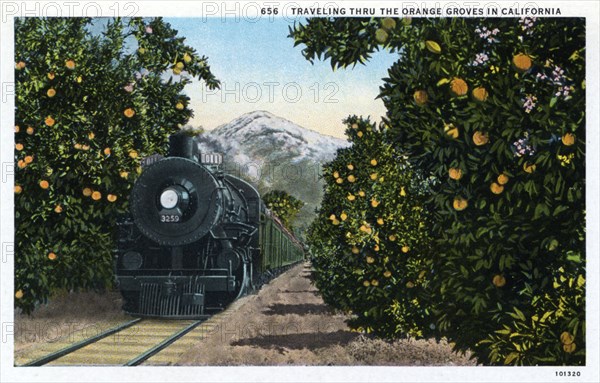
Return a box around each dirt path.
[176,262,476,366]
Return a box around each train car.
[114,133,304,318]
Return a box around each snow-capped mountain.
[197,110,349,167]
[196,110,350,236]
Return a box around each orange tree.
[292,18,585,365]
[262,190,304,230]
[14,17,219,313]
[307,116,433,337]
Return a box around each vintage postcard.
[1,1,599,382]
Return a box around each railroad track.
[17,318,203,366]
[16,301,245,366]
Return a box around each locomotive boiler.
[114,133,303,318]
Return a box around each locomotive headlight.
[160,188,179,209]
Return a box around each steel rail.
[21,318,143,367]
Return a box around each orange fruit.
[14,185,22,194]
[377,218,384,225]
[15,143,24,151]
[47,88,56,97]
[39,180,49,189]
[17,160,26,169]
[65,59,76,70]
[359,225,372,234]
[490,182,504,194]
[54,205,63,213]
[74,143,82,150]
[492,274,506,287]
[47,72,55,80]
[357,131,363,138]
[103,147,111,156]
[107,194,117,202]
[176,62,184,69]
[388,234,397,241]
[425,40,442,54]
[497,174,509,185]
[347,175,356,183]
[358,191,365,197]
[472,87,488,102]
[512,53,532,72]
[138,47,146,54]
[371,279,379,287]
[76,76,83,83]
[176,102,185,110]
[453,197,468,211]
[450,78,468,97]
[124,108,135,118]
[48,252,57,260]
[15,125,20,133]
[333,171,339,178]
[370,159,378,166]
[373,244,380,252]
[82,145,90,151]
[363,280,371,287]
[366,256,375,264]
[351,123,359,130]
[340,212,348,221]
[15,290,24,299]
[24,155,34,164]
[381,17,396,31]
[351,246,360,254]
[448,167,463,180]
[335,177,343,184]
[523,162,536,173]
[91,191,102,200]
[563,343,576,353]
[15,61,26,70]
[406,281,415,288]
[472,131,489,146]
[375,28,389,44]
[347,194,356,201]
[413,90,428,106]
[562,133,575,146]
[82,188,92,197]
[173,67,182,75]
[88,132,95,140]
[27,127,34,135]
[444,123,459,139]
[129,150,138,159]
[401,246,410,253]
[370,173,378,180]
[45,116,55,127]
[560,331,574,345]
[383,271,392,278]
[371,199,380,208]
[120,171,129,178]
[183,53,192,63]
[347,164,354,170]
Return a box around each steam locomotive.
[114,133,304,318]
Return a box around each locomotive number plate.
[160,214,181,223]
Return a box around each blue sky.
[165,17,398,138]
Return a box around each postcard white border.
[1,1,599,382]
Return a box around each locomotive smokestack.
[168,132,197,160]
